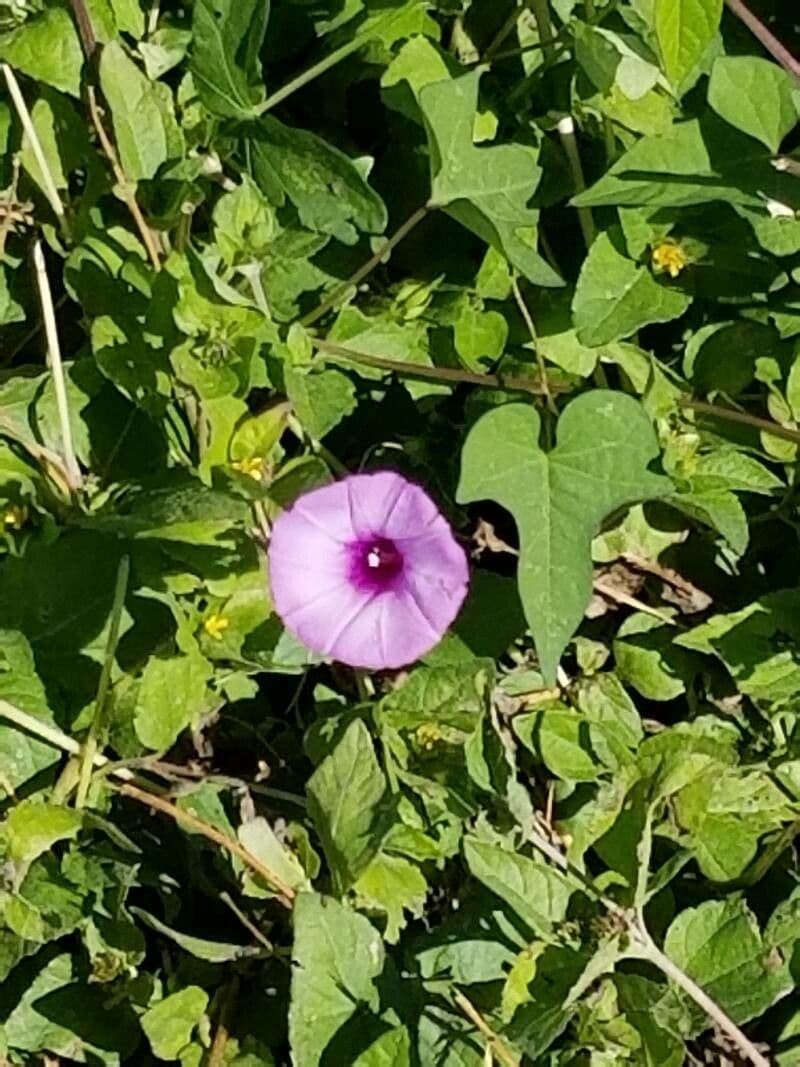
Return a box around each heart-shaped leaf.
[457,392,669,684]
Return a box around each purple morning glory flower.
[268,471,469,670]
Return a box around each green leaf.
[463,836,572,935]
[708,55,798,152]
[672,486,750,554]
[133,650,212,750]
[290,891,384,1067]
[615,975,685,1067]
[654,0,722,90]
[213,175,278,266]
[454,302,509,371]
[284,365,357,440]
[675,591,800,706]
[0,631,59,792]
[573,232,690,346]
[238,816,310,894]
[141,986,209,1060]
[353,852,428,942]
[0,533,129,700]
[673,765,792,880]
[99,42,176,181]
[20,95,75,195]
[250,117,387,244]
[614,613,694,701]
[2,951,139,1062]
[457,393,669,684]
[190,0,268,118]
[307,719,387,892]
[0,264,24,326]
[140,27,192,80]
[110,0,145,36]
[229,401,290,462]
[577,673,644,756]
[0,8,83,96]
[6,802,82,873]
[417,934,516,984]
[420,71,562,286]
[92,477,250,545]
[514,703,603,782]
[382,35,459,122]
[419,1006,488,1066]
[574,117,790,209]
[663,898,789,1027]
[353,1027,411,1067]
[132,908,257,963]
[378,663,489,733]
[327,307,443,397]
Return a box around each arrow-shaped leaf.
[420,70,562,287]
[457,392,669,684]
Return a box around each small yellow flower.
[415,723,444,751]
[231,456,263,480]
[651,239,689,279]
[3,504,28,530]
[204,613,231,640]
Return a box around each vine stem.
[0,699,296,907]
[76,556,129,808]
[557,115,595,248]
[681,396,800,445]
[69,0,162,269]
[86,86,163,271]
[310,335,564,396]
[725,0,800,80]
[511,275,556,413]
[636,932,770,1067]
[0,699,120,769]
[69,0,97,55]
[453,992,520,1067]
[529,0,556,61]
[256,33,370,115]
[118,783,296,907]
[301,204,430,327]
[482,4,525,63]
[255,4,421,116]
[524,823,770,1066]
[33,241,83,493]
[2,65,65,223]
[207,976,239,1067]
[219,891,275,952]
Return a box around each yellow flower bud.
[3,504,28,530]
[204,613,231,640]
[651,239,689,279]
[231,457,263,480]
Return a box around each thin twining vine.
[523,818,770,1067]
[0,698,772,1066]
[310,335,567,397]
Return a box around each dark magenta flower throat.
[349,537,405,592]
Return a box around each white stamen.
[367,549,382,568]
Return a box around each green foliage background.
[1,0,800,1063]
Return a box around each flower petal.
[268,507,350,621]
[345,471,440,541]
[290,479,358,543]
[400,525,470,585]
[400,565,469,641]
[327,590,439,670]
[268,470,470,670]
